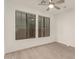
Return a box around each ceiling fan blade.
[38,3,48,5]
[54,6,60,9]
[56,0,64,4]
[41,0,46,3]
[46,8,50,11]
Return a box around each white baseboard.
[57,41,75,47]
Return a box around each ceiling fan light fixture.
[48,4,54,8]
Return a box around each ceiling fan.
[38,0,65,11]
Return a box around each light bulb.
[48,4,54,8]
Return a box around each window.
[38,16,50,37]
[15,10,36,40]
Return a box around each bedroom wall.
[5,0,56,53]
[55,9,75,47]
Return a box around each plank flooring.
[5,42,75,59]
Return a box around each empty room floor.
[5,42,75,59]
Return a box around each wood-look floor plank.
[5,42,75,59]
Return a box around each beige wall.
[5,0,75,54]
[55,9,75,47]
[5,0,56,53]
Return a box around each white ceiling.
[12,0,75,15]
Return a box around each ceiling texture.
[12,0,75,15]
